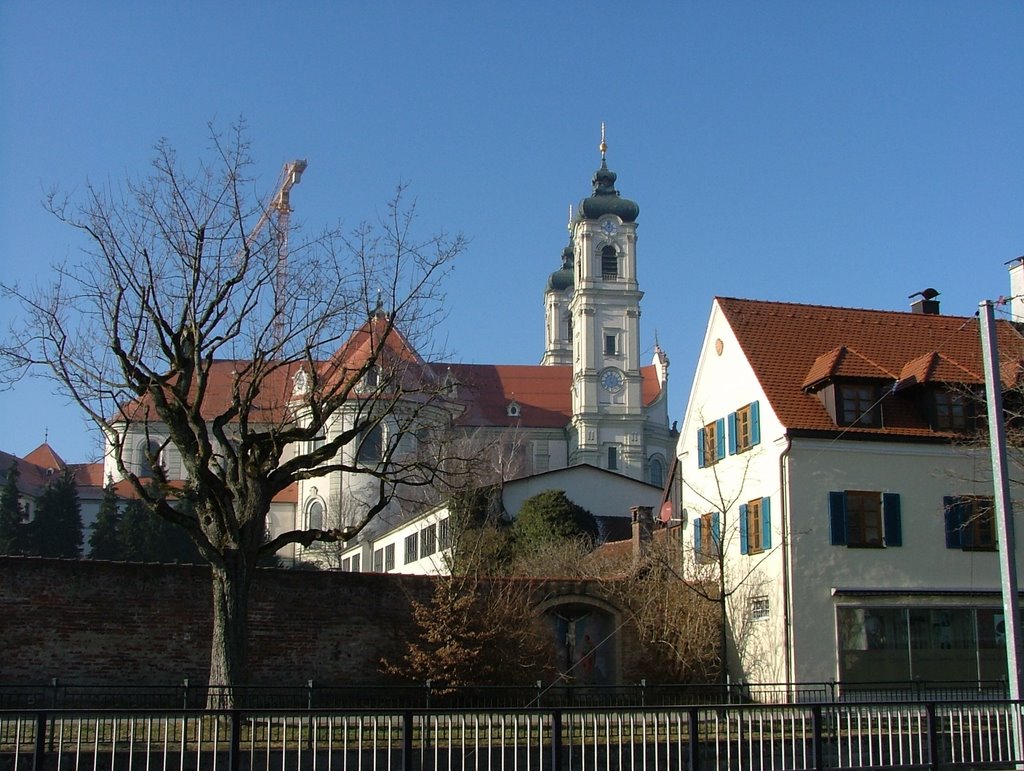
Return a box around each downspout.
[778,435,794,691]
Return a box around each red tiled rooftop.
[718,297,1024,439]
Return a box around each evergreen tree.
[29,467,83,558]
[120,487,203,563]
[88,482,123,559]
[0,462,25,554]
[512,489,598,552]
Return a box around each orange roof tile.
[718,297,1024,439]
[23,443,66,471]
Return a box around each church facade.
[102,141,675,565]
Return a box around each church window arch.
[357,423,383,464]
[601,245,618,280]
[305,497,325,531]
[648,454,666,488]
[136,438,162,477]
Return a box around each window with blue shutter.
[830,491,901,548]
[944,495,996,551]
[740,497,772,555]
[697,427,706,468]
[882,493,902,547]
[695,512,721,560]
[729,401,761,455]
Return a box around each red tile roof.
[114,314,665,432]
[440,363,664,428]
[718,297,1024,439]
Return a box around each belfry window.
[601,246,618,279]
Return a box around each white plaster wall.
[784,439,1018,684]
[501,465,662,520]
[676,300,791,684]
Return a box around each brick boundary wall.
[0,557,654,687]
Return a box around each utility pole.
[979,300,1022,703]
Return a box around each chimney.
[1008,258,1024,322]
[908,288,940,315]
[631,505,654,565]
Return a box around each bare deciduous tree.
[1,125,465,704]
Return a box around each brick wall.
[0,557,655,686]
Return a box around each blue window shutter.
[883,493,902,547]
[693,518,702,555]
[697,428,706,468]
[944,496,963,549]
[762,496,772,549]
[728,412,738,455]
[829,492,848,546]
[712,513,721,551]
[715,418,727,461]
[739,504,748,554]
[750,401,761,446]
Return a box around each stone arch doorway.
[539,598,619,685]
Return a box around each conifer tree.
[0,462,25,554]
[29,467,83,558]
[88,482,123,559]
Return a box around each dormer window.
[507,400,521,418]
[932,389,970,431]
[838,383,880,427]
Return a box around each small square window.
[750,596,770,621]
[604,334,617,356]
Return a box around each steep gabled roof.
[717,297,1024,438]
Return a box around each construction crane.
[244,159,307,346]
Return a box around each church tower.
[541,213,575,366]
[567,128,647,478]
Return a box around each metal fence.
[2,699,1022,771]
[0,679,1009,711]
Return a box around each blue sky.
[1,1,1021,463]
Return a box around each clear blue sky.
[1,1,1021,463]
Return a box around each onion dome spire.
[578,123,639,223]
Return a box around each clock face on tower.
[600,219,618,236]
[600,367,625,393]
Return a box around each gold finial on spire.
[599,122,607,160]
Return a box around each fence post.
[425,680,431,710]
[640,679,647,707]
[228,709,242,771]
[550,710,563,771]
[811,705,824,771]
[182,678,190,709]
[403,711,414,771]
[307,679,315,710]
[925,702,939,771]
[32,711,47,771]
[688,705,699,771]
[536,680,543,709]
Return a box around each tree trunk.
[207,549,252,709]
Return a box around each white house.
[676,292,1024,688]
[330,463,664,575]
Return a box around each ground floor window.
[837,605,1007,684]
